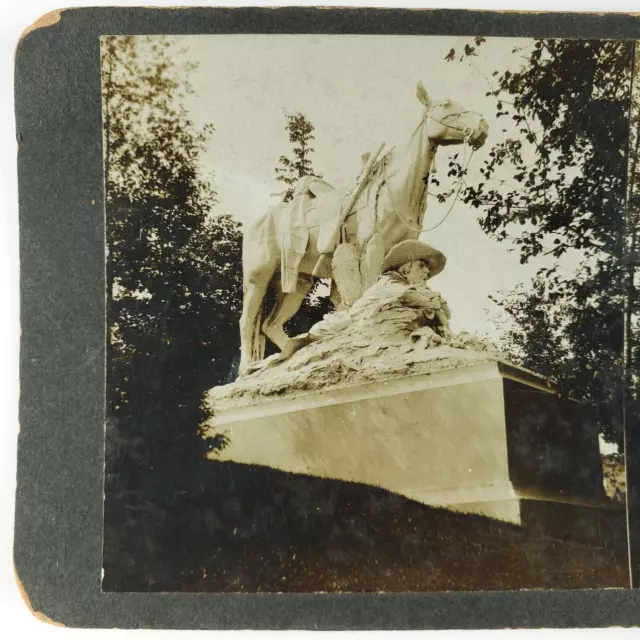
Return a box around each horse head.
[416,81,489,150]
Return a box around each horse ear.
[416,82,431,109]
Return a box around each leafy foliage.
[446,39,634,445]
[623,44,640,436]
[272,112,334,337]
[275,112,321,202]
[102,36,243,515]
[445,36,486,62]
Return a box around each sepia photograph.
[100,33,636,593]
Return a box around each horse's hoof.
[240,365,260,376]
[279,333,313,360]
[237,364,252,378]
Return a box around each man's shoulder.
[368,275,409,295]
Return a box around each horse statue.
[238,82,489,376]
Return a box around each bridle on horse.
[427,108,486,146]
[383,106,481,234]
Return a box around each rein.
[364,103,481,236]
[382,130,476,235]
[422,145,474,232]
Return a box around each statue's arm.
[401,287,443,310]
[351,278,408,312]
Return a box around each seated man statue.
[274,239,452,363]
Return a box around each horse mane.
[411,110,430,139]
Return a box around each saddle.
[278,176,336,293]
[280,147,384,291]
[293,176,341,256]
[291,176,358,256]
[294,175,335,200]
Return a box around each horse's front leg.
[239,281,269,376]
[262,274,314,350]
[359,232,386,291]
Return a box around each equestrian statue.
[238,82,489,376]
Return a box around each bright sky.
[173,35,569,341]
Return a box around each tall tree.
[275,112,320,202]
[446,39,634,446]
[623,43,640,452]
[101,36,243,506]
[273,111,334,337]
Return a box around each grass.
[103,460,629,593]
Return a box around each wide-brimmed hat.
[381,240,446,278]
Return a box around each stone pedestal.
[204,351,624,543]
